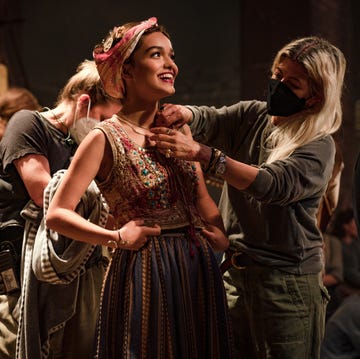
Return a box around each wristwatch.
[215,151,226,176]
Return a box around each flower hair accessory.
[93,17,158,98]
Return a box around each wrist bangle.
[208,148,221,172]
[201,147,216,173]
[118,229,128,246]
[209,148,226,176]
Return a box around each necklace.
[115,114,153,136]
[44,107,73,144]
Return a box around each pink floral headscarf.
[93,17,158,98]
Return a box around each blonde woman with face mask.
[151,37,346,359]
[0,60,121,359]
[46,18,233,358]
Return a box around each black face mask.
[266,78,306,117]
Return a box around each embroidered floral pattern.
[95,117,201,229]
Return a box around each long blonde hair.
[266,36,346,163]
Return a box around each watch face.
[216,162,226,175]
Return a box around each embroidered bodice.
[95,116,203,229]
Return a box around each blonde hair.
[266,37,346,163]
[56,60,116,106]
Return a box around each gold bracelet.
[118,229,128,246]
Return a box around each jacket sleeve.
[188,100,268,154]
[245,135,336,206]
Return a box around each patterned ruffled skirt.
[96,229,233,358]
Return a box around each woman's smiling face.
[125,31,178,101]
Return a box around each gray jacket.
[16,170,109,358]
[189,100,335,274]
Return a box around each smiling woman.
[45,17,234,358]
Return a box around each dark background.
[1,0,359,209]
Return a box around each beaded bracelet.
[208,148,226,176]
